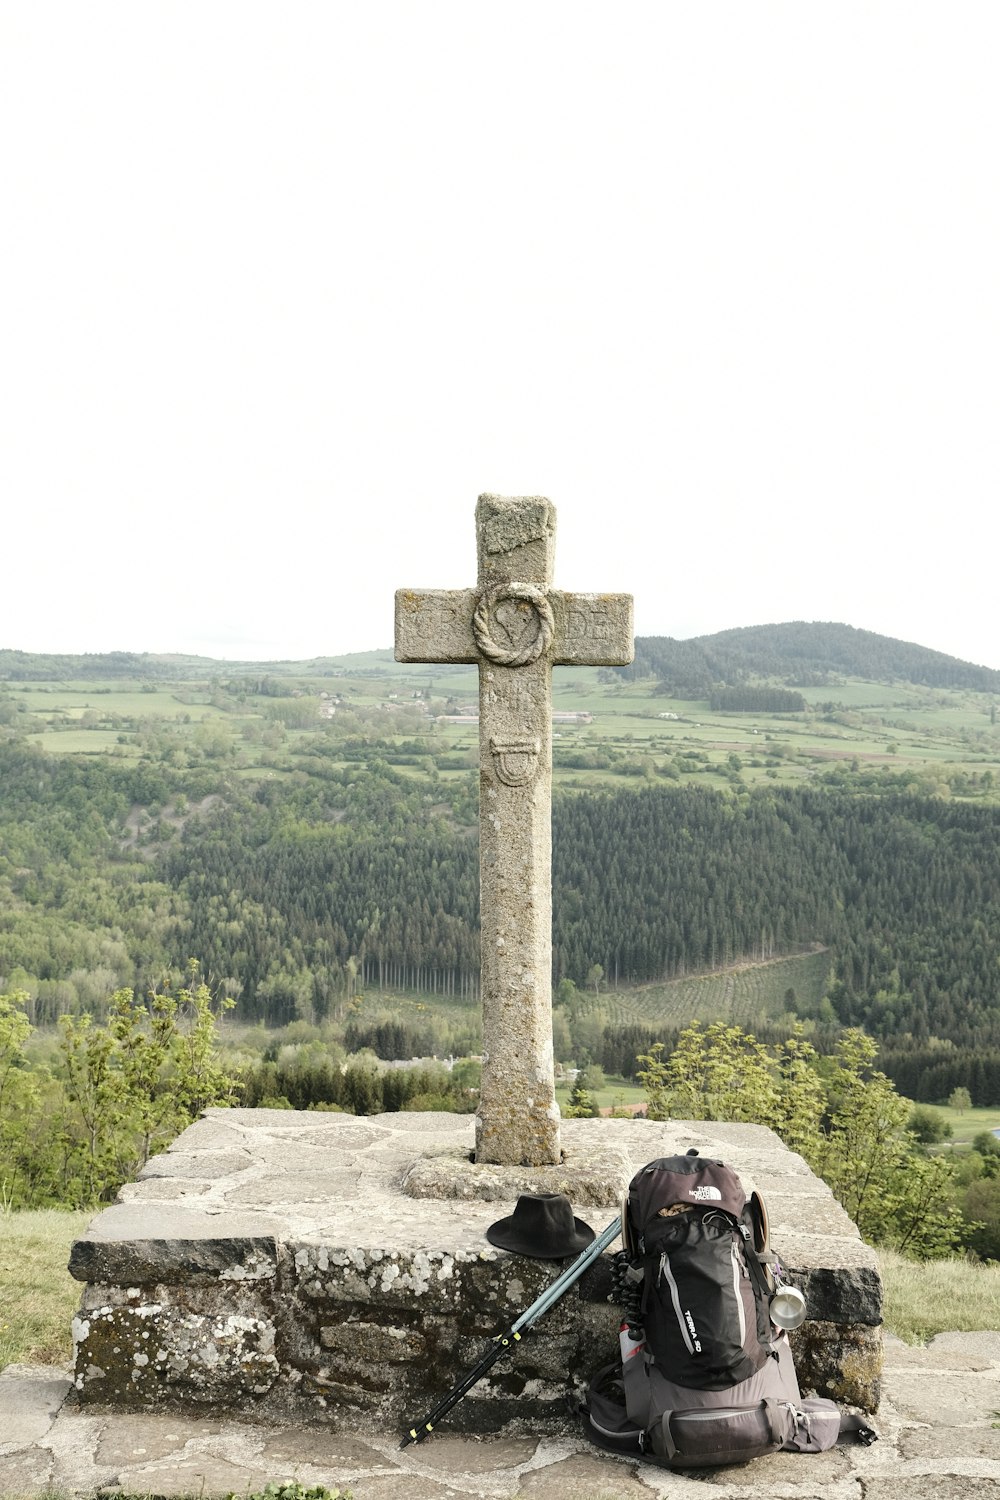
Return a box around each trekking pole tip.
[401,1423,432,1448]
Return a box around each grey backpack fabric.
[582,1152,876,1468]
[586,1330,859,1466]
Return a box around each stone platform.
[12,1332,1000,1500]
[67,1110,882,1434]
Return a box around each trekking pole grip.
[400,1214,621,1447]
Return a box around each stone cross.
[395,495,633,1166]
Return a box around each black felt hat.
[485,1192,595,1260]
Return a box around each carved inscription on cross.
[395,495,634,1166]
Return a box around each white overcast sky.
[2,3,998,668]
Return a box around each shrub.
[908,1104,953,1144]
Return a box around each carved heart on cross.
[494,599,537,650]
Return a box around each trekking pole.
[401,1214,621,1447]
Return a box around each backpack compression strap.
[619,1324,652,1430]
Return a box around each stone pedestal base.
[69,1111,882,1429]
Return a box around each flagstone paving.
[3,1331,1000,1499]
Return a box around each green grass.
[0,1208,90,1368]
[27,730,139,754]
[343,952,830,1034]
[555,1079,647,1111]
[878,1248,1000,1343]
[935,1105,1000,1146]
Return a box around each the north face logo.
[689,1185,722,1201]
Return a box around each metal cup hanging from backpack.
[769,1265,807,1331]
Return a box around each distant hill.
[0,647,399,682]
[0,650,202,681]
[619,622,1000,698]
[3,625,999,695]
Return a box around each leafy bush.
[1,975,238,1209]
[962,1177,1000,1260]
[908,1104,953,1144]
[638,1022,965,1259]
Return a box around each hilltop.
[620,622,1000,697]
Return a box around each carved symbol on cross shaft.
[472,583,555,668]
[489,738,540,787]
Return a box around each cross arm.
[395,587,633,666]
[550,591,634,666]
[395,588,479,663]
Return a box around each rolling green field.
[938,1105,1000,1146]
[589,950,830,1027]
[6,654,999,798]
[342,949,829,1037]
[554,1079,646,1111]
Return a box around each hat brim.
[485,1215,596,1260]
[748,1190,770,1255]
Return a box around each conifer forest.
[2,623,1000,1114]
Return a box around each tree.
[451,1057,481,1094]
[0,990,45,1206]
[0,990,33,1121]
[556,977,580,1013]
[342,1059,383,1115]
[814,1031,963,1257]
[771,1028,825,1161]
[637,1023,778,1125]
[586,964,604,996]
[551,1007,572,1064]
[949,1086,972,1114]
[908,1105,953,1145]
[971,1131,1000,1177]
[565,1078,599,1118]
[636,1023,964,1260]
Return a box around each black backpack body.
[582,1152,875,1467]
[629,1155,775,1391]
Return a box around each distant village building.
[436,710,594,726]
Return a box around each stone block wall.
[69,1111,882,1430]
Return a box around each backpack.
[581,1152,876,1468]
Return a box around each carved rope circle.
[473,582,555,667]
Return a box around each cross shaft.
[395,495,633,1165]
